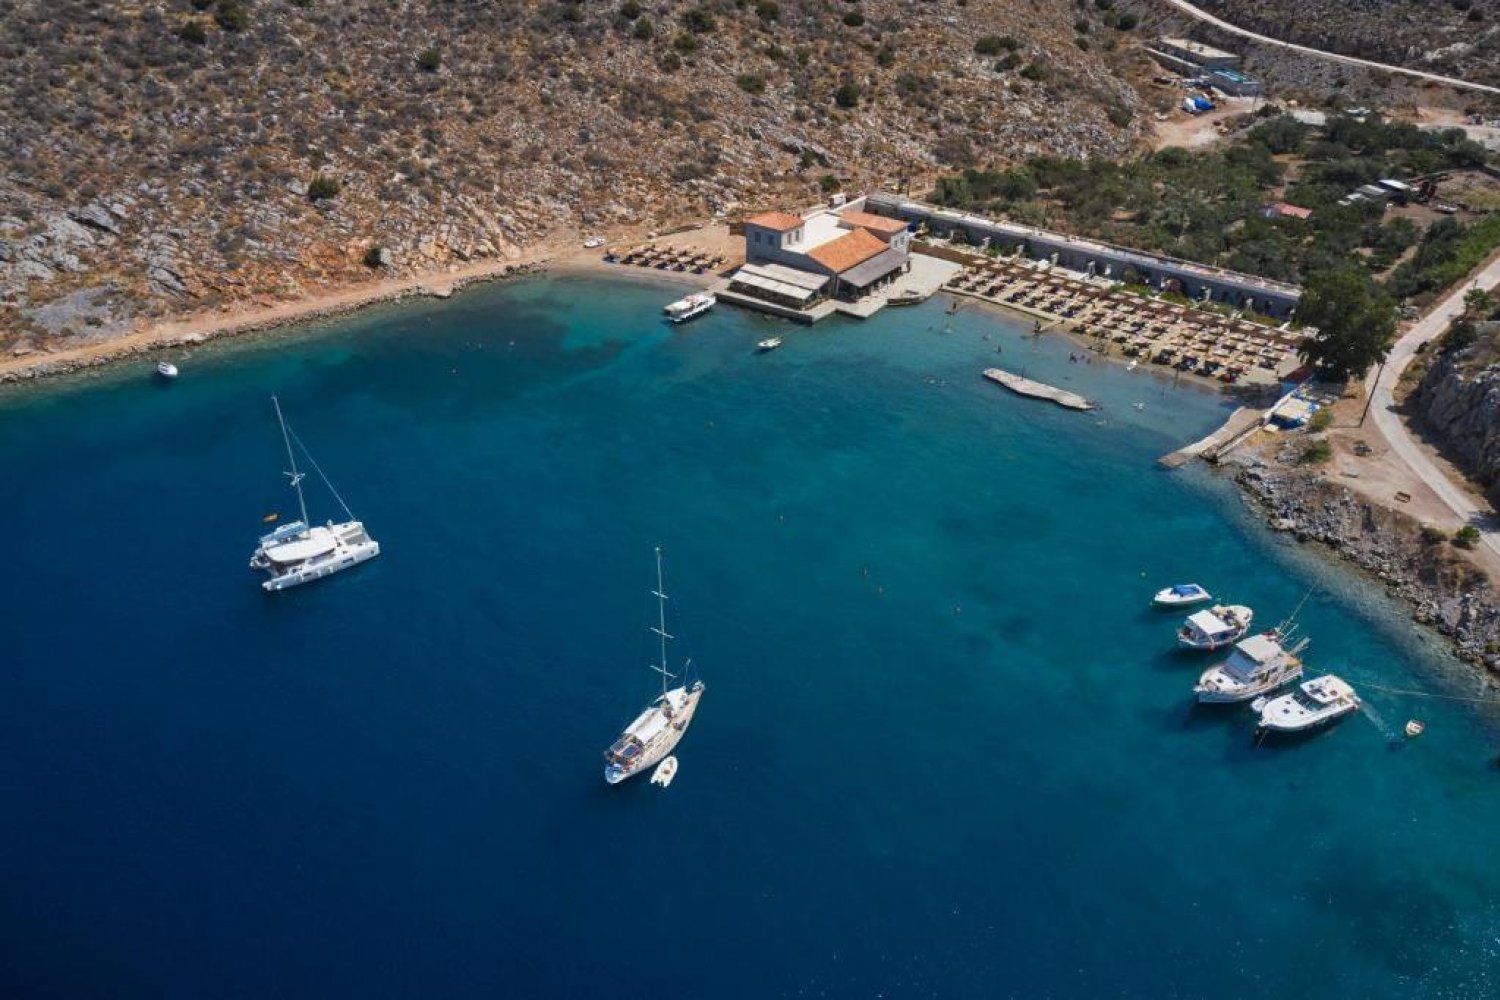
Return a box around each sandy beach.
[0,221,739,387]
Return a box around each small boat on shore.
[651,756,678,788]
[1153,583,1212,608]
[1254,675,1361,734]
[1178,604,1254,651]
[583,236,605,249]
[887,290,924,306]
[155,361,179,380]
[664,291,715,324]
[1194,630,1307,703]
[757,337,782,353]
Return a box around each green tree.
[1454,525,1482,549]
[178,19,207,44]
[1296,268,1398,379]
[755,0,779,21]
[417,46,442,72]
[619,0,642,19]
[834,81,861,108]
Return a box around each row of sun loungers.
[612,243,726,274]
[944,257,1300,383]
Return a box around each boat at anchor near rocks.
[1178,604,1254,651]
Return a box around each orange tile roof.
[838,209,909,235]
[745,211,806,232]
[806,228,888,274]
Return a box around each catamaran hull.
[604,687,703,785]
[258,540,380,591]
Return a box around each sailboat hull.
[604,684,704,784]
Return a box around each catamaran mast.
[272,396,310,527]
[649,546,676,698]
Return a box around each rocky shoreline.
[1228,449,1500,676]
[0,261,548,386]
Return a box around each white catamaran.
[603,548,705,785]
[249,397,380,592]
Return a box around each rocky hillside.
[1,0,1145,355]
[1193,0,1500,87]
[1409,322,1500,507]
[1234,452,1500,672]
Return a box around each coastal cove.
[3,274,1499,998]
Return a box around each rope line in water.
[1359,682,1500,705]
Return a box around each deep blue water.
[3,276,1499,998]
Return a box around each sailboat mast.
[650,546,675,698]
[272,396,310,527]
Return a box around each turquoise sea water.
[2,275,1499,998]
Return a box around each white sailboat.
[248,397,380,592]
[603,548,705,785]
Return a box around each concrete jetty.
[982,368,1096,411]
[1159,405,1260,467]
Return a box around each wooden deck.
[982,368,1095,411]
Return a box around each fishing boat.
[155,361,179,379]
[663,291,716,324]
[248,397,380,592]
[1253,675,1361,734]
[1193,630,1307,703]
[757,337,783,352]
[651,756,678,788]
[1178,604,1254,651]
[1153,583,1212,608]
[603,548,705,785]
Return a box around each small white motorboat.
[1178,604,1254,651]
[1254,675,1361,734]
[650,755,678,788]
[155,360,179,379]
[757,337,783,353]
[583,236,605,249]
[1153,583,1212,608]
[1405,719,1425,738]
[663,292,716,324]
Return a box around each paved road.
[1159,0,1500,96]
[1364,256,1500,564]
